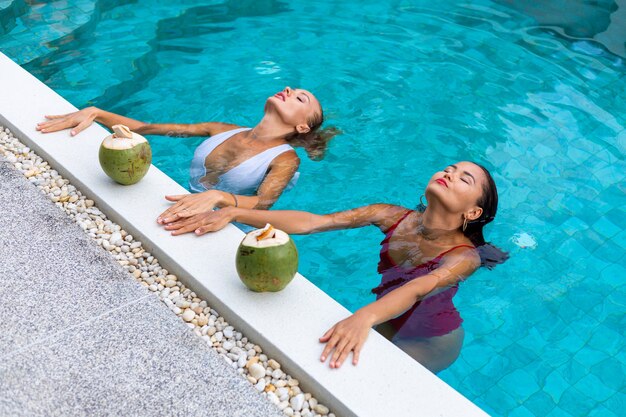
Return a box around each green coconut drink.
[99,124,152,185]
[236,224,299,292]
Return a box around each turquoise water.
[2,0,625,415]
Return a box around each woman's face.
[425,161,487,218]
[266,86,322,133]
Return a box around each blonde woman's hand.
[36,106,100,136]
[157,190,226,225]
[162,207,235,236]
[319,311,375,369]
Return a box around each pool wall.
[0,51,487,417]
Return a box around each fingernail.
[71,130,76,135]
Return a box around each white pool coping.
[0,51,488,417]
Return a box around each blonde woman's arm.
[37,106,241,137]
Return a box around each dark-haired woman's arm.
[160,203,407,236]
[319,249,480,369]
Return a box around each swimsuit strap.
[385,209,413,235]
[434,244,476,260]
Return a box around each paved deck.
[0,158,282,417]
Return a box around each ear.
[295,123,310,134]
[466,206,483,222]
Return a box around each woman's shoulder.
[439,242,481,271]
[269,148,300,168]
[378,205,415,232]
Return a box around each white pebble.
[182,309,195,322]
[255,379,266,392]
[290,393,305,412]
[223,326,234,338]
[237,355,247,368]
[266,392,280,405]
[276,387,289,402]
[109,232,123,246]
[313,404,329,415]
[248,363,265,380]
[268,359,281,370]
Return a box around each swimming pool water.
[2,0,625,415]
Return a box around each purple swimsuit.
[371,210,474,338]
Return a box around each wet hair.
[463,163,509,269]
[285,106,340,161]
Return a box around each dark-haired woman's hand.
[36,106,100,136]
[162,207,235,236]
[319,311,375,369]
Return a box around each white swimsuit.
[189,127,300,195]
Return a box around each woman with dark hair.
[160,161,508,373]
[36,87,338,223]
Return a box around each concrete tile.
[0,296,282,417]
[0,162,147,355]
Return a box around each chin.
[264,99,278,114]
[425,184,448,204]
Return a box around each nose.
[284,86,292,96]
[443,171,454,181]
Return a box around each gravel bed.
[0,125,334,417]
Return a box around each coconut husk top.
[241,224,289,248]
[102,124,148,150]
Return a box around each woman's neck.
[419,203,463,242]
[249,114,294,144]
